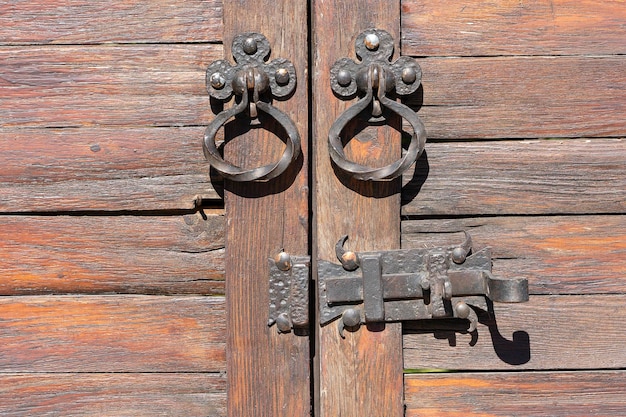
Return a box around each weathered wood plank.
[0,127,221,212]
[0,0,223,45]
[402,0,626,56]
[0,373,226,417]
[403,295,626,370]
[222,1,311,415]
[3,48,624,139]
[402,215,626,294]
[0,295,225,372]
[414,56,626,139]
[401,139,626,216]
[405,371,626,417]
[312,3,404,416]
[0,45,220,127]
[0,214,225,295]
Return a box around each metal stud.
[451,247,468,264]
[274,251,292,271]
[242,37,258,55]
[401,66,417,84]
[276,313,292,332]
[454,301,471,319]
[336,69,352,87]
[275,68,290,85]
[364,33,380,50]
[209,72,226,89]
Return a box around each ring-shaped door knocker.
[328,29,426,181]
[203,32,301,182]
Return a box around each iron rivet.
[209,72,225,89]
[401,66,417,84]
[364,33,380,50]
[342,308,361,327]
[274,251,292,271]
[336,69,352,87]
[455,301,471,319]
[341,251,359,271]
[275,68,290,85]
[242,37,258,55]
[276,313,291,332]
[451,247,467,264]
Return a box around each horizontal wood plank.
[414,56,626,139]
[0,214,225,295]
[403,295,626,370]
[2,48,625,140]
[405,371,626,417]
[402,0,626,56]
[0,373,226,417]
[402,215,626,294]
[0,295,225,372]
[0,1,223,45]
[402,139,626,216]
[0,127,221,211]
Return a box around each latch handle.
[203,32,301,182]
[328,29,426,181]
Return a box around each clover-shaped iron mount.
[203,32,300,182]
[328,28,426,181]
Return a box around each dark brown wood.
[402,0,626,56]
[221,1,311,415]
[0,0,223,45]
[0,373,226,417]
[402,215,626,294]
[0,295,225,372]
[312,1,404,415]
[405,371,626,417]
[0,45,221,128]
[413,56,626,139]
[0,214,225,295]
[403,295,626,370]
[401,139,626,216]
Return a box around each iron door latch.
[268,234,528,335]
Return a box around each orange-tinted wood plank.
[402,215,626,294]
[0,373,226,417]
[0,214,224,295]
[0,127,220,212]
[401,139,626,216]
[405,371,626,417]
[0,295,225,372]
[402,0,626,56]
[403,295,626,370]
[0,0,222,45]
[0,45,220,128]
[413,56,626,139]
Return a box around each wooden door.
[1,1,625,417]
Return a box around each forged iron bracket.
[268,252,310,333]
[319,233,528,338]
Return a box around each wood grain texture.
[402,215,626,294]
[401,0,626,56]
[0,127,220,212]
[0,295,225,372]
[0,373,226,417]
[403,295,626,370]
[222,1,311,415]
[312,1,404,415]
[405,371,626,417]
[401,139,626,216]
[413,56,626,139]
[0,45,221,128]
[0,214,225,295]
[0,0,223,45]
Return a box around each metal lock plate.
[268,253,310,333]
[319,233,528,337]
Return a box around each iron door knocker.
[329,29,426,181]
[204,32,301,182]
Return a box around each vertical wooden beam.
[312,1,405,416]
[221,1,310,416]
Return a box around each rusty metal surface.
[268,255,310,332]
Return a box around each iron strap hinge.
[319,233,529,337]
